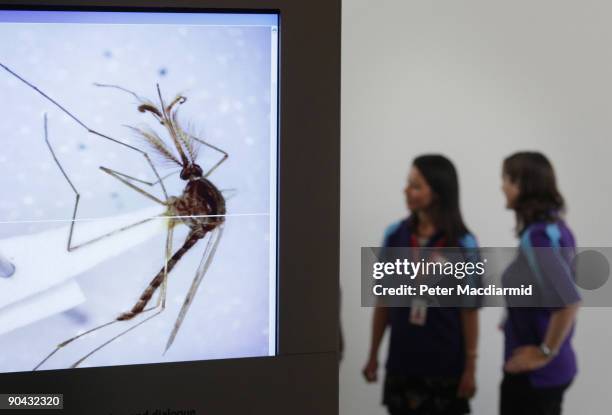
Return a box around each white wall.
[340,1,612,414]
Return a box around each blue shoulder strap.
[458,233,478,249]
[458,233,479,263]
[545,223,561,248]
[520,223,562,286]
[457,233,482,307]
[382,220,403,246]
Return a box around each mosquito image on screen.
[0,62,231,370]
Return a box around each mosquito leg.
[99,166,167,205]
[35,303,163,371]
[35,221,177,369]
[154,170,179,185]
[35,227,175,370]
[33,320,117,370]
[158,219,174,310]
[69,222,176,368]
[70,309,165,368]
[101,169,178,188]
[43,114,163,252]
[164,226,224,353]
[188,134,229,178]
[0,62,170,199]
[33,305,159,371]
[116,230,201,325]
[69,216,161,252]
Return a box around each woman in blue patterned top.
[363,155,480,415]
[500,152,580,415]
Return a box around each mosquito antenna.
[173,113,199,163]
[156,83,189,166]
[165,94,187,114]
[166,93,198,163]
[93,83,146,102]
[124,124,182,167]
[156,83,167,115]
[95,82,167,124]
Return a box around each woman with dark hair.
[500,152,580,415]
[363,154,480,415]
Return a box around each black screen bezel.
[0,1,340,414]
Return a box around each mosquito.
[0,62,231,370]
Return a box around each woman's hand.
[362,356,378,382]
[457,354,477,399]
[457,368,476,398]
[504,345,551,373]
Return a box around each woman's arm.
[505,302,580,373]
[457,309,478,397]
[544,303,580,352]
[362,306,388,382]
[506,224,581,373]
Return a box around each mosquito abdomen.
[117,231,203,321]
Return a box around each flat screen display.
[0,9,279,373]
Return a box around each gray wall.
[340,1,612,414]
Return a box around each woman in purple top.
[500,152,580,415]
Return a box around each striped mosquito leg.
[165,226,223,353]
[67,224,185,368]
[158,220,174,310]
[32,305,164,370]
[33,319,119,370]
[33,222,177,370]
[70,309,165,368]
[96,168,178,188]
[99,166,167,206]
[117,231,202,321]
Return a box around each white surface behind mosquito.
[0,280,85,337]
[0,205,166,310]
[0,21,274,371]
